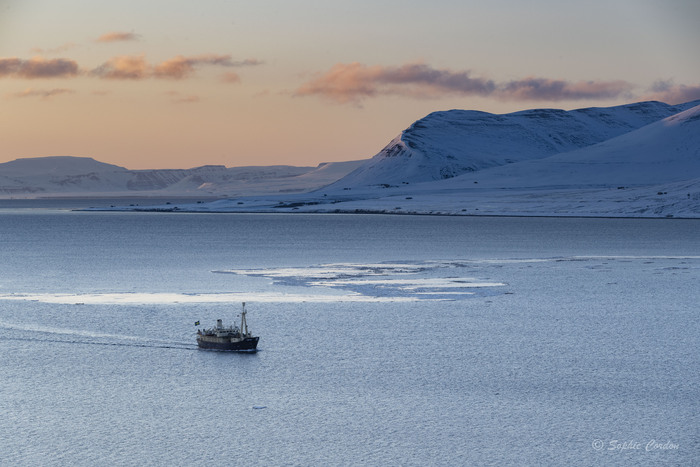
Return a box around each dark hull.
[197,336,259,351]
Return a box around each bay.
[1,210,698,465]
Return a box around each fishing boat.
[196,302,259,351]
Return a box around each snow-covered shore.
[97,179,699,218]
[101,101,700,218]
[7,99,700,218]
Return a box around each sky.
[1,0,699,169]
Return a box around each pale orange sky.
[1,0,699,169]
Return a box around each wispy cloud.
[295,62,637,105]
[154,55,262,79]
[642,80,700,105]
[8,88,75,100]
[154,54,232,79]
[164,90,200,103]
[1,51,262,84]
[91,55,149,80]
[220,72,241,84]
[30,43,78,55]
[96,32,140,43]
[91,54,263,80]
[294,62,494,104]
[498,77,633,101]
[0,57,80,79]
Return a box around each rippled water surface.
[1,211,698,465]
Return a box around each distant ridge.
[6,98,700,218]
[123,98,700,218]
[327,100,700,189]
[0,156,365,197]
[0,156,126,175]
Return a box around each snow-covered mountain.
[0,156,126,176]
[328,100,700,189]
[442,103,700,189]
[126,99,700,218]
[0,156,130,195]
[6,99,700,218]
[0,156,365,197]
[360,103,700,218]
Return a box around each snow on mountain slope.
[0,156,131,195]
[438,103,700,190]
[8,99,700,218]
[142,100,699,218]
[327,100,700,189]
[170,161,364,196]
[295,160,366,183]
[126,165,313,193]
[0,156,127,176]
[303,104,700,217]
[0,156,364,197]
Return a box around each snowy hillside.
[8,98,700,218]
[328,100,700,189]
[322,104,700,218]
[0,156,365,198]
[123,100,700,218]
[444,103,700,189]
[0,156,131,195]
[0,156,126,176]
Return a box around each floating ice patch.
[0,291,419,305]
[215,260,507,300]
[217,263,427,279]
[314,278,505,289]
[415,291,475,295]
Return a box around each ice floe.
[0,291,419,305]
[215,260,508,300]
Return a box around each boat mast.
[240,302,249,337]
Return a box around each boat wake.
[0,321,197,350]
[1,334,197,350]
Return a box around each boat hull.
[196,336,259,351]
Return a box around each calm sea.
[1,208,698,465]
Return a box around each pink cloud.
[96,32,140,43]
[0,58,21,76]
[294,62,381,103]
[295,62,638,104]
[4,52,262,83]
[221,72,241,83]
[153,54,262,79]
[294,62,494,104]
[153,55,197,79]
[90,54,262,80]
[30,43,78,55]
[497,77,634,101]
[91,55,150,80]
[642,80,700,105]
[0,57,79,79]
[235,58,264,67]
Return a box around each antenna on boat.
[240,302,249,337]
